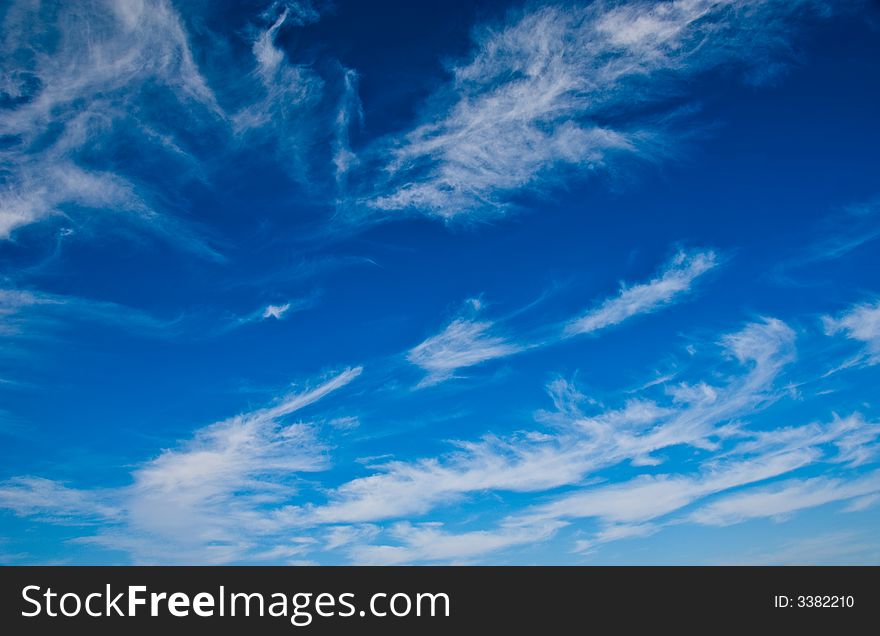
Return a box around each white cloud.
[772,199,880,284]
[407,301,523,386]
[323,524,380,551]
[231,2,325,180]
[406,248,716,386]
[341,400,880,561]
[334,69,363,185]
[289,318,798,528]
[716,531,880,565]
[212,296,319,335]
[0,0,220,241]
[690,470,880,526]
[0,285,322,359]
[0,477,119,522]
[0,286,178,341]
[263,303,293,320]
[3,309,879,564]
[823,300,880,369]
[502,412,880,549]
[566,249,717,335]
[573,523,659,554]
[0,0,352,249]
[348,521,561,565]
[0,366,362,563]
[367,0,836,219]
[726,413,880,468]
[514,448,818,529]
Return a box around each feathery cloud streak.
[567,249,717,335]
[406,248,716,385]
[406,299,523,386]
[368,0,840,219]
[2,313,879,564]
[0,366,362,563]
[0,0,351,250]
[296,318,797,527]
[0,0,219,242]
[823,300,880,369]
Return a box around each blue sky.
[1,0,879,565]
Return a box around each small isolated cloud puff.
[263,303,293,320]
[217,296,317,334]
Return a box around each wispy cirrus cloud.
[0,477,120,523]
[515,449,818,535]
[717,530,880,565]
[514,410,880,552]
[0,286,179,341]
[0,0,358,253]
[0,284,324,359]
[0,366,363,563]
[566,248,717,335]
[263,303,295,320]
[405,248,717,386]
[231,2,325,172]
[3,317,799,560]
[310,318,874,561]
[2,312,879,564]
[217,296,319,335]
[294,318,799,528]
[690,470,880,526]
[0,0,221,247]
[406,299,524,387]
[333,68,363,186]
[93,367,363,563]
[365,0,841,220]
[349,521,562,565]
[726,413,880,468]
[771,198,880,284]
[823,299,880,370]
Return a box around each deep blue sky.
[1,0,879,564]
